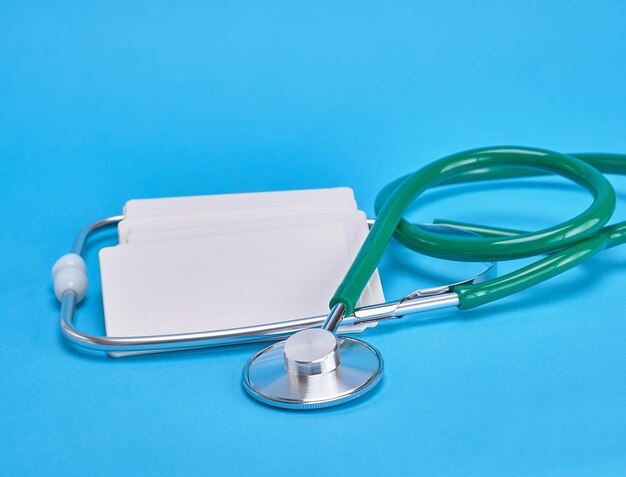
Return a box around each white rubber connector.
[52,253,88,302]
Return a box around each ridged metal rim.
[242,337,384,410]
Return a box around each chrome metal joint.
[321,303,346,333]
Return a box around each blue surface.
[1,1,625,475]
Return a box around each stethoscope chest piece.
[242,328,384,410]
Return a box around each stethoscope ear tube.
[55,218,487,353]
[331,146,626,314]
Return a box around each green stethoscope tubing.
[330,146,626,315]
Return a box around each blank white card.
[99,188,385,355]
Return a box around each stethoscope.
[53,146,626,410]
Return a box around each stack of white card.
[99,188,385,355]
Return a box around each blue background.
[1,1,625,475]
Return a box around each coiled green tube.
[330,146,626,314]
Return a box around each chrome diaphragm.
[242,328,383,410]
